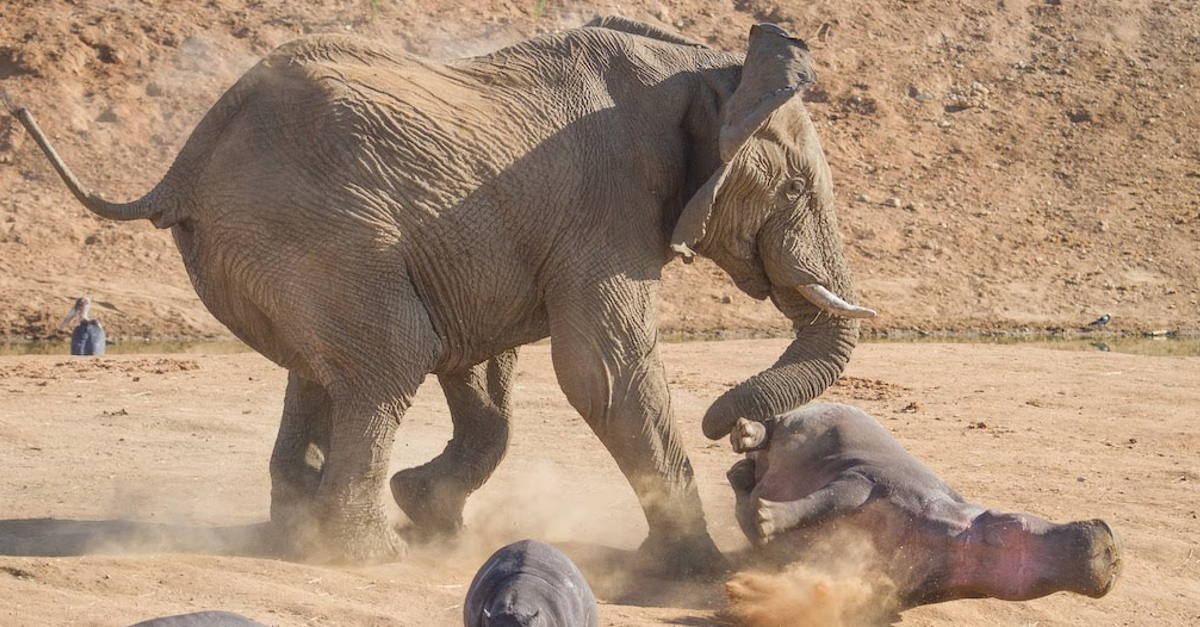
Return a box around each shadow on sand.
[0,518,277,558]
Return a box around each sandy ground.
[0,340,1197,626]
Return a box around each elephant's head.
[675,24,875,439]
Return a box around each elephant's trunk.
[701,288,857,439]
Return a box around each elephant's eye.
[781,178,806,202]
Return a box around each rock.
[856,193,872,203]
[1069,110,1093,123]
[908,86,933,102]
[885,197,902,208]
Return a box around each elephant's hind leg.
[284,279,442,563]
[269,371,332,551]
[391,349,518,541]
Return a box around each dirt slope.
[1,0,1198,341]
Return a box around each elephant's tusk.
[797,284,877,319]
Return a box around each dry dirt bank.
[1,0,1198,341]
[0,340,1196,626]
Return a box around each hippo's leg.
[728,458,765,542]
[757,474,873,543]
[269,372,333,550]
[391,349,518,540]
[728,458,758,496]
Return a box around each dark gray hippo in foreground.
[126,612,267,627]
[727,402,1122,608]
[465,540,599,627]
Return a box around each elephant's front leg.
[269,371,332,550]
[549,278,726,579]
[391,349,518,541]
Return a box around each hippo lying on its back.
[127,611,267,627]
[465,540,599,627]
[728,402,1122,608]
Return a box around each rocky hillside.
[2,0,1197,341]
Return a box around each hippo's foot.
[731,418,770,453]
[390,467,468,543]
[635,530,729,581]
[755,498,791,544]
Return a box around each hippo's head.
[904,509,1122,607]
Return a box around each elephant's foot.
[306,511,407,564]
[390,467,469,542]
[269,470,323,558]
[271,491,405,564]
[634,529,729,581]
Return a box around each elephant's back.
[182,34,552,222]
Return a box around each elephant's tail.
[6,100,183,228]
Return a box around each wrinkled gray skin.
[728,403,1123,608]
[14,16,872,571]
[465,540,599,627]
[126,612,267,627]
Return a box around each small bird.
[58,296,106,355]
[1087,313,1112,327]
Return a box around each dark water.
[864,335,1200,357]
[0,340,253,357]
[2,336,1198,357]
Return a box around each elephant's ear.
[670,163,728,262]
[671,24,815,261]
[719,23,817,162]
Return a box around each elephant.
[11,16,874,573]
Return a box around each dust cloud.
[441,458,639,564]
[725,528,899,627]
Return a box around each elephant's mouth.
[797,284,876,319]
